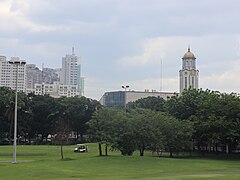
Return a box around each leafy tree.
[0,87,15,143]
[87,108,121,156]
[160,116,193,157]
[128,96,166,112]
[129,109,163,156]
[49,110,71,159]
[111,113,137,156]
[60,96,101,142]
[29,94,57,143]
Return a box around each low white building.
[34,81,79,98]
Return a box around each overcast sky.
[0,0,240,100]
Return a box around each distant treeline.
[0,87,240,157]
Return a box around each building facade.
[100,91,177,107]
[26,64,43,91]
[179,47,199,93]
[34,81,79,98]
[60,48,84,96]
[42,67,59,84]
[0,56,26,92]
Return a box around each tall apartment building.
[60,48,84,96]
[0,56,26,92]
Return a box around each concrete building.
[42,67,59,84]
[0,56,26,92]
[34,81,79,98]
[26,64,43,91]
[179,47,199,93]
[60,48,84,96]
[100,90,177,107]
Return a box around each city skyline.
[0,0,240,100]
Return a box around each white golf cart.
[74,144,88,153]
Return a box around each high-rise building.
[60,48,84,96]
[26,64,43,90]
[179,47,199,93]
[0,56,26,92]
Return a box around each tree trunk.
[140,145,145,156]
[226,143,229,154]
[105,144,108,156]
[60,145,64,159]
[170,151,173,158]
[98,143,102,156]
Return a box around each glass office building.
[103,91,125,107]
[100,90,177,107]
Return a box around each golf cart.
[74,144,88,153]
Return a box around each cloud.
[201,60,240,93]
[0,0,66,33]
[126,77,178,93]
[119,38,166,66]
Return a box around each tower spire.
[188,45,190,52]
[72,47,75,55]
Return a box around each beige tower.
[179,47,199,93]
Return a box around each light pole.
[8,60,26,163]
[122,85,129,112]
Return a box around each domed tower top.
[182,47,196,60]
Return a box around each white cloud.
[119,38,166,66]
[201,60,240,93]
[126,77,178,93]
[0,0,65,33]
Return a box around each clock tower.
[179,47,199,93]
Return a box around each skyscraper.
[60,48,84,96]
[179,47,199,93]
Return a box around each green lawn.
[0,144,240,179]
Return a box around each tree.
[0,87,15,143]
[160,116,193,157]
[87,108,127,156]
[128,96,166,112]
[49,110,71,159]
[111,113,137,156]
[29,94,57,143]
[129,109,163,156]
[59,96,101,142]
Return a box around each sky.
[0,0,240,100]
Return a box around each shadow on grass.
[151,152,240,161]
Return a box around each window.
[185,77,187,89]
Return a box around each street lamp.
[8,60,26,163]
[122,85,129,112]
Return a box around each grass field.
[0,144,240,179]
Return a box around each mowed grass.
[0,144,240,180]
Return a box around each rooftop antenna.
[42,63,44,83]
[72,47,75,55]
[160,58,163,92]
